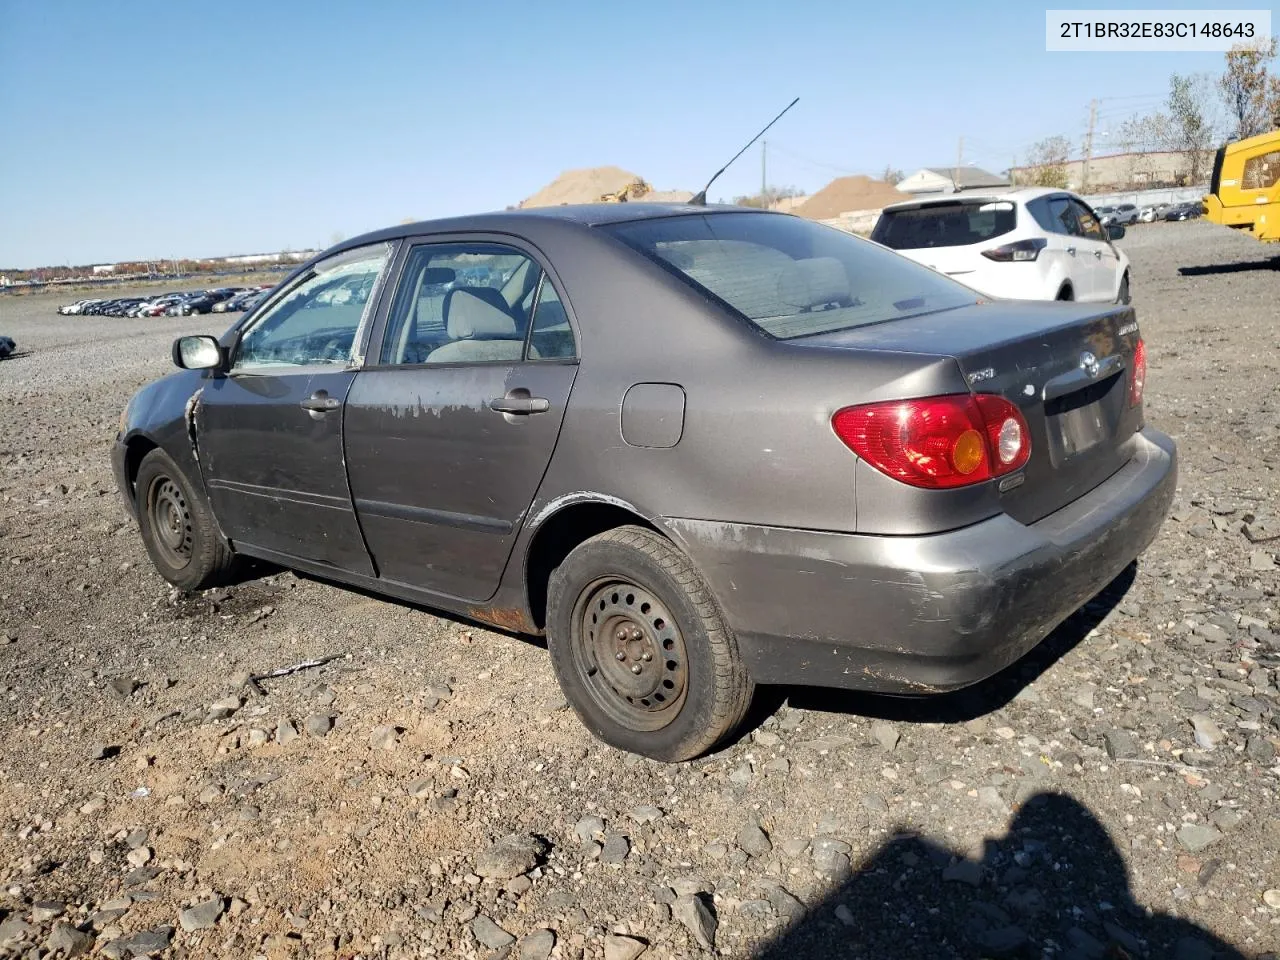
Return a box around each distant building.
[1009,151,1200,191]
[897,166,1011,194]
[92,264,116,275]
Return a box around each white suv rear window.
[872,201,1017,250]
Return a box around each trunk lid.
[801,300,1144,524]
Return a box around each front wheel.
[1115,273,1130,305]
[135,448,238,591]
[546,526,753,762]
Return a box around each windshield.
[603,212,976,340]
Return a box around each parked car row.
[58,285,274,318]
[1096,201,1206,225]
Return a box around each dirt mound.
[638,189,695,203]
[793,176,906,220]
[521,166,649,207]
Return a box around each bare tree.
[1025,136,1071,188]
[1113,74,1219,185]
[881,165,905,186]
[1220,38,1280,139]
[1166,73,1219,183]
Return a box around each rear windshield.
[603,212,976,340]
[870,201,1017,250]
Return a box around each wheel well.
[1056,282,1074,300]
[124,436,159,504]
[524,502,660,630]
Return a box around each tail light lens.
[832,394,1031,490]
[1129,338,1146,407]
[981,238,1047,262]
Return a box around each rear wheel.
[1055,284,1074,301]
[546,525,753,761]
[135,448,237,591]
[1115,273,1130,305]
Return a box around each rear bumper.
[670,427,1176,694]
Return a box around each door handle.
[1093,250,1102,259]
[1066,246,1077,256]
[489,396,550,415]
[299,391,341,412]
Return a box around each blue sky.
[0,0,1246,267]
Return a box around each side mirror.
[172,335,223,370]
[1107,224,1126,240]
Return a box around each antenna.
[689,97,799,206]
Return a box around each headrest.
[776,257,850,309]
[444,287,517,339]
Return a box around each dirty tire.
[547,525,753,762]
[135,447,237,592]
[1116,273,1131,305]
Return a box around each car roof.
[335,203,769,252]
[880,186,1072,212]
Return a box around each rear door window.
[870,201,1016,250]
[378,243,543,366]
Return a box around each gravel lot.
[0,222,1277,960]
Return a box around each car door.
[1029,195,1085,298]
[344,239,579,601]
[1068,198,1121,301]
[195,242,395,574]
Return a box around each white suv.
[870,187,1130,304]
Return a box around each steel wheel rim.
[571,577,689,732]
[149,476,193,568]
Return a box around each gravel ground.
[0,221,1277,960]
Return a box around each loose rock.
[603,933,648,960]
[475,833,548,879]
[673,893,717,950]
[471,915,515,951]
[178,897,225,932]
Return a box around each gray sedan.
[113,204,1176,761]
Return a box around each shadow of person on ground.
[776,562,1137,728]
[750,792,1257,959]
[1178,258,1280,277]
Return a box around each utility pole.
[761,139,767,198]
[953,136,964,192]
[1081,98,1099,192]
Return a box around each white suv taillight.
[981,238,1047,262]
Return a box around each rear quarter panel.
[516,222,972,534]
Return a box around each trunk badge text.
[1079,351,1101,377]
[966,367,996,384]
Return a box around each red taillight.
[832,394,1031,489]
[981,238,1047,262]
[1129,338,1146,407]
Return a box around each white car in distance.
[870,187,1131,304]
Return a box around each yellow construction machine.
[1203,129,1280,242]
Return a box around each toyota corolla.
[113,204,1176,761]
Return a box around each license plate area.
[1044,372,1123,463]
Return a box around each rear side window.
[604,212,976,340]
[870,201,1016,250]
[1026,197,1058,232]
